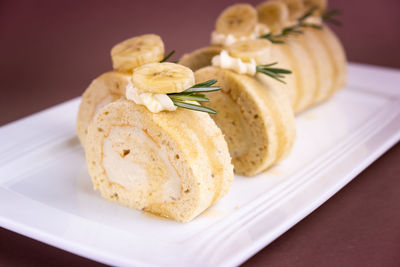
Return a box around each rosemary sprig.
[173,101,217,114]
[256,62,292,83]
[259,7,313,43]
[167,79,221,114]
[298,6,319,23]
[259,6,342,43]
[259,33,285,44]
[322,8,342,26]
[160,50,175,63]
[300,7,343,27]
[259,24,304,43]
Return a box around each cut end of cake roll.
[85,100,234,222]
[195,66,296,176]
[76,71,131,147]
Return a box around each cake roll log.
[85,99,234,222]
[179,46,222,72]
[278,37,317,113]
[269,44,298,109]
[76,71,131,146]
[316,25,347,94]
[195,66,296,176]
[180,45,299,112]
[299,27,336,106]
[179,32,346,114]
[179,40,318,114]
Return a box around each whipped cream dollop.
[211,24,270,46]
[212,50,257,76]
[126,83,177,113]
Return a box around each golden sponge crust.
[85,99,233,222]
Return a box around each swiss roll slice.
[85,99,233,222]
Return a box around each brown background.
[1,0,400,266]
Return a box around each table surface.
[1,0,400,266]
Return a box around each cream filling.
[212,50,257,76]
[102,126,181,202]
[126,83,177,113]
[103,127,147,191]
[211,24,270,46]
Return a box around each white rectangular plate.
[1,63,400,267]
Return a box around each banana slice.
[215,4,258,37]
[303,0,327,15]
[111,34,164,72]
[256,1,290,34]
[179,46,223,72]
[274,0,304,20]
[227,39,272,64]
[132,62,195,94]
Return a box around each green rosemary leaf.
[166,79,221,113]
[169,92,207,98]
[322,8,342,20]
[282,26,303,35]
[160,50,175,63]
[263,68,292,74]
[271,39,285,44]
[258,69,277,77]
[259,33,272,38]
[256,64,291,84]
[300,23,323,29]
[259,71,286,83]
[259,7,343,44]
[183,86,221,93]
[299,6,318,22]
[169,95,210,102]
[172,100,217,114]
[259,25,303,43]
[190,79,218,88]
[262,35,284,44]
[322,8,343,26]
[260,62,278,67]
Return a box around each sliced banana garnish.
[257,1,290,34]
[111,34,164,72]
[274,0,305,20]
[215,4,258,38]
[227,39,272,64]
[132,62,195,94]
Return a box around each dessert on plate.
[195,38,296,176]
[180,0,346,175]
[78,35,233,222]
[180,0,347,113]
[76,0,347,221]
